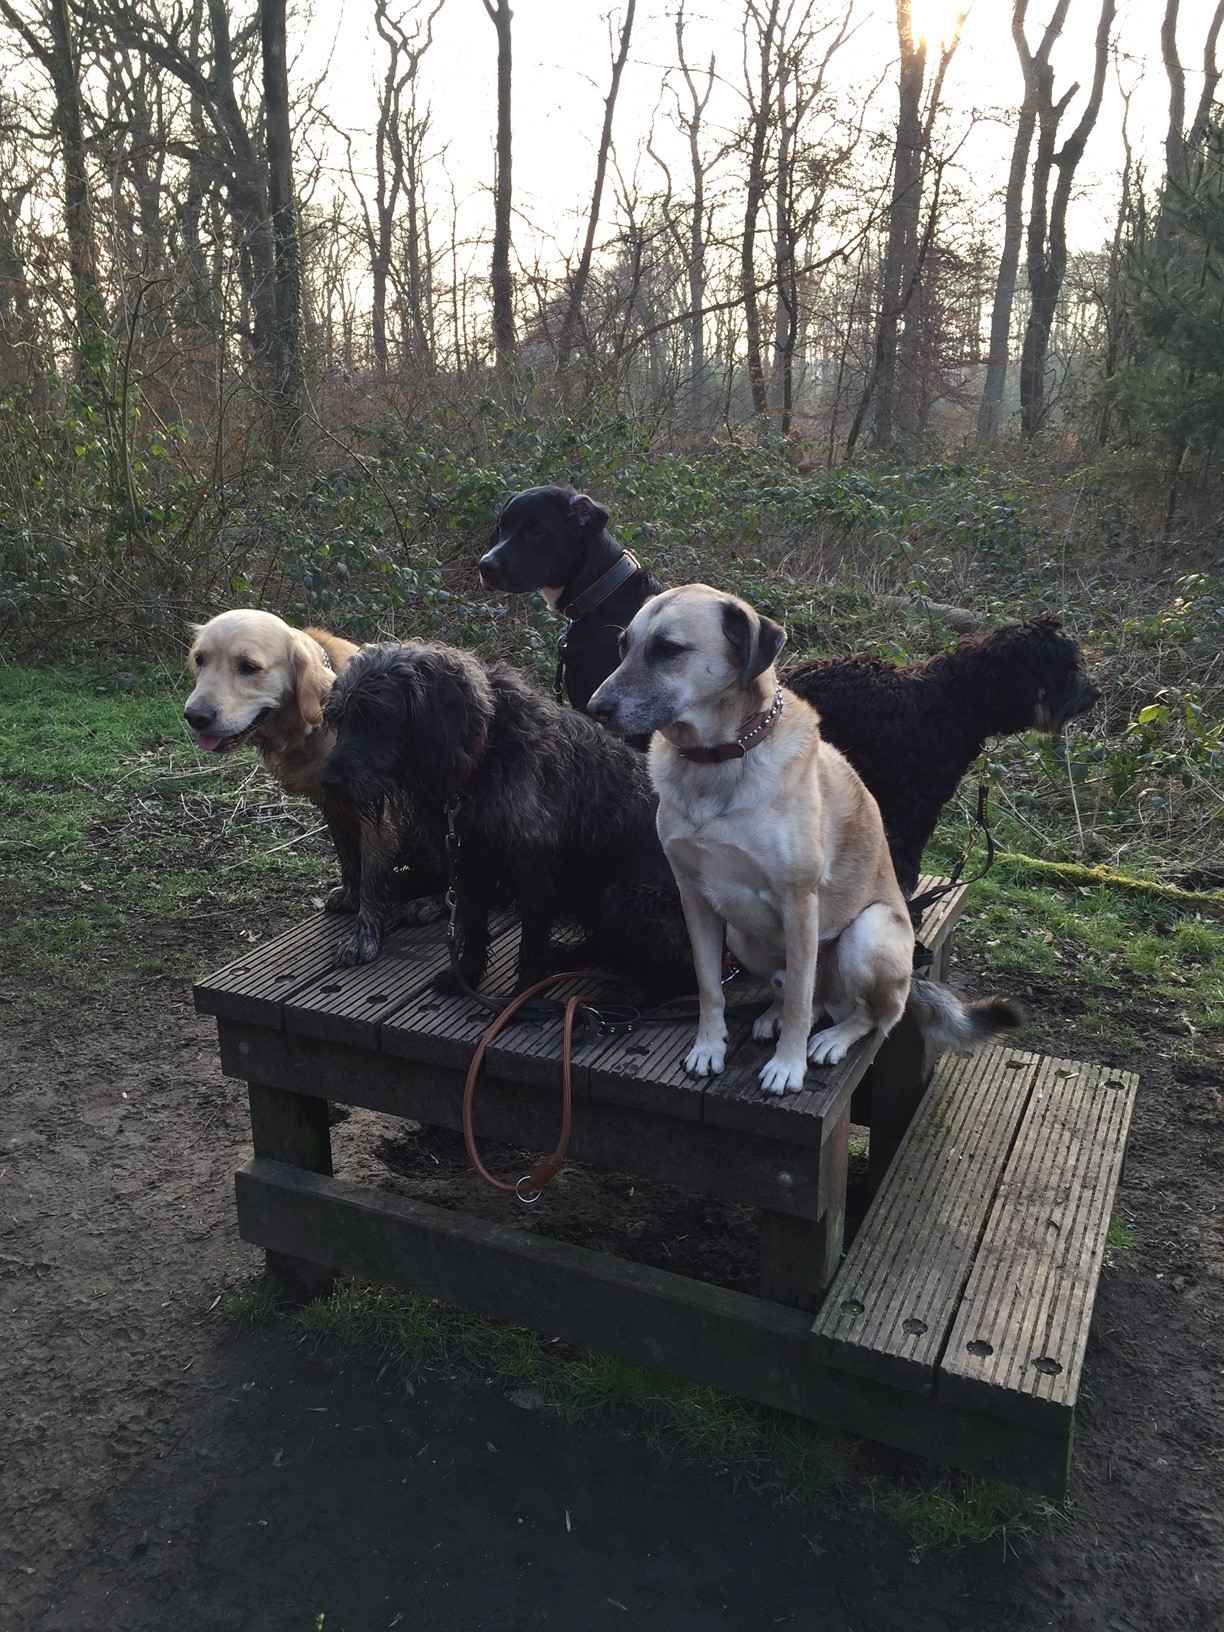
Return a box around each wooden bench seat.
[810,1045,1137,1478]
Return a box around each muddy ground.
[2,913,1222,1632]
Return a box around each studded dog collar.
[676,686,785,764]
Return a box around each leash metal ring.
[515,1175,543,1206]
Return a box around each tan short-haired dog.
[588,584,1021,1094]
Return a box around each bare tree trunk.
[261,0,302,449]
[741,0,781,418]
[1019,0,1116,438]
[1191,3,1224,141]
[675,5,714,415]
[556,0,636,374]
[483,0,514,366]
[1162,0,1187,188]
[872,2,927,450]
[977,0,1071,443]
[360,1,442,374]
[0,0,107,395]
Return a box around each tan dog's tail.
[908,978,1025,1054]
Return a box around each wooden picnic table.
[194,877,1137,1497]
[196,878,967,1314]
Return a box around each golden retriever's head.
[184,609,335,753]
[587,584,786,737]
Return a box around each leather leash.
[462,970,630,1203]
[908,755,996,926]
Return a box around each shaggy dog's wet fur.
[319,641,692,990]
[781,616,1101,894]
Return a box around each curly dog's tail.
[908,978,1025,1054]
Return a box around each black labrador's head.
[478,485,611,595]
[319,642,495,809]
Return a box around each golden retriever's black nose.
[185,705,215,731]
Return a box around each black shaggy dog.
[781,616,1101,894]
[319,640,692,992]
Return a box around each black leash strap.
[908,756,997,923]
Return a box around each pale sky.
[298,0,1224,269]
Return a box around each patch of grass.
[218,1275,1061,1550]
[220,1280,282,1326]
[1104,1217,1137,1268]
[872,1477,1057,1557]
[925,810,1224,1064]
[0,666,334,1000]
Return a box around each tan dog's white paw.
[807,1024,856,1067]
[752,1004,782,1042]
[759,1053,808,1094]
[685,1037,726,1077]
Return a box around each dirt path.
[2,949,1222,1631]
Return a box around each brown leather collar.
[556,550,642,621]
[676,686,784,764]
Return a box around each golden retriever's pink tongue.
[195,734,224,752]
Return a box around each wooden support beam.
[234,1158,1073,1497]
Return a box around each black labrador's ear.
[721,599,787,687]
[568,492,610,534]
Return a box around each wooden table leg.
[759,1103,850,1310]
[866,1003,940,1195]
[247,1081,336,1305]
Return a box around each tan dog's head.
[184,609,334,753]
[587,584,786,737]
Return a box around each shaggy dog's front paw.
[399,891,448,926]
[684,1035,726,1077]
[334,917,383,967]
[324,882,360,915]
[431,964,484,998]
[759,1052,808,1094]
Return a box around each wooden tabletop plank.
[912,874,969,955]
[193,913,351,1027]
[938,1058,1138,1431]
[378,925,549,1073]
[809,1047,1046,1391]
[701,1023,881,1148]
[281,920,458,1051]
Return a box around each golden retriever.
[588,585,1022,1094]
[184,609,364,907]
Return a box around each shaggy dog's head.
[319,642,495,809]
[478,485,611,597]
[955,615,1101,736]
[184,609,335,753]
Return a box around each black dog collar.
[677,687,785,764]
[556,551,641,622]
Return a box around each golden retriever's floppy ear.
[292,631,332,729]
[721,598,786,687]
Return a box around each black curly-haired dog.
[318,640,692,992]
[781,616,1101,894]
